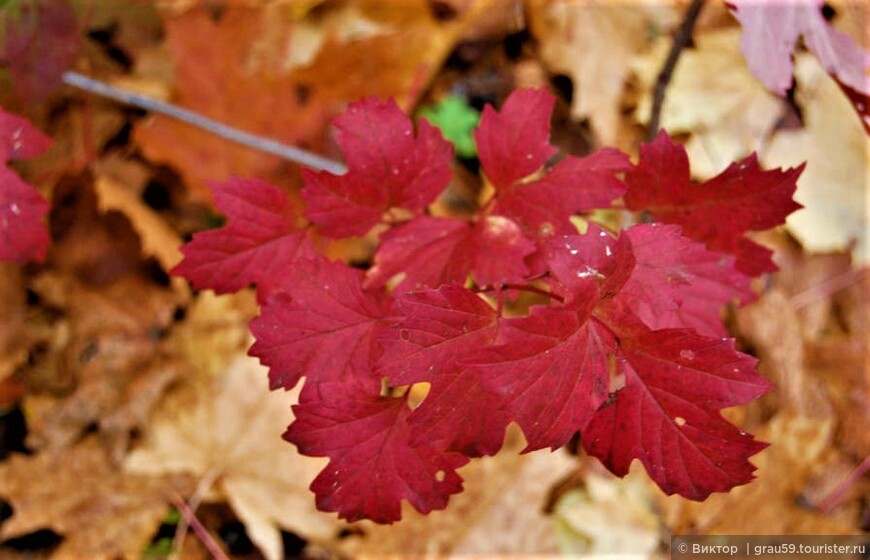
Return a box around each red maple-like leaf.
[376,285,508,456]
[470,288,614,452]
[624,131,802,276]
[248,259,390,395]
[549,224,753,337]
[302,98,453,237]
[495,148,630,236]
[171,177,315,302]
[0,108,52,263]
[365,214,535,293]
[474,88,557,190]
[727,0,870,130]
[2,0,82,102]
[285,382,468,523]
[615,224,753,336]
[582,319,771,500]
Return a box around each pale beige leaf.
[125,353,341,560]
[762,55,870,264]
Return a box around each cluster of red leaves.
[173,88,802,524]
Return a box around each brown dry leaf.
[529,0,679,146]
[335,427,575,557]
[125,352,342,560]
[0,264,31,382]
[21,179,186,459]
[93,173,189,296]
[634,28,783,179]
[0,436,191,560]
[134,0,508,198]
[762,55,870,265]
[133,4,333,199]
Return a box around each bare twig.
[647,0,706,141]
[815,454,870,513]
[62,71,347,175]
[171,493,230,560]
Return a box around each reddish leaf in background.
[376,285,507,456]
[2,0,82,102]
[248,260,389,395]
[727,0,870,131]
[582,323,771,500]
[171,178,315,302]
[613,224,754,337]
[0,108,52,263]
[302,98,453,237]
[472,287,614,452]
[285,383,468,523]
[496,148,630,236]
[475,88,557,190]
[624,131,803,276]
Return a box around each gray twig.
[62,71,347,175]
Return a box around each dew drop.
[526,153,534,160]
[539,222,555,237]
[10,203,20,215]
[680,349,695,361]
[435,470,446,481]
[598,230,607,237]
[569,248,578,255]
[674,416,686,426]
[605,245,612,256]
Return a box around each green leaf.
[418,95,481,159]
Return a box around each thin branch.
[647,0,706,141]
[171,493,230,560]
[815,454,870,513]
[62,71,347,175]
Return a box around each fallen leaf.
[553,468,660,557]
[0,263,30,381]
[529,0,679,145]
[125,352,343,560]
[633,28,783,179]
[762,54,870,264]
[0,436,191,559]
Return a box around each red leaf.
[3,0,82,101]
[0,108,51,263]
[613,224,753,336]
[377,285,499,385]
[366,216,473,293]
[366,215,535,293]
[582,324,771,500]
[727,0,870,109]
[496,148,630,236]
[471,288,614,452]
[474,89,557,190]
[170,178,314,301]
[624,131,802,276]
[1,108,53,160]
[285,383,468,523]
[376,286,507,456]
[302,98,453,237]
[248,259,390,394]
